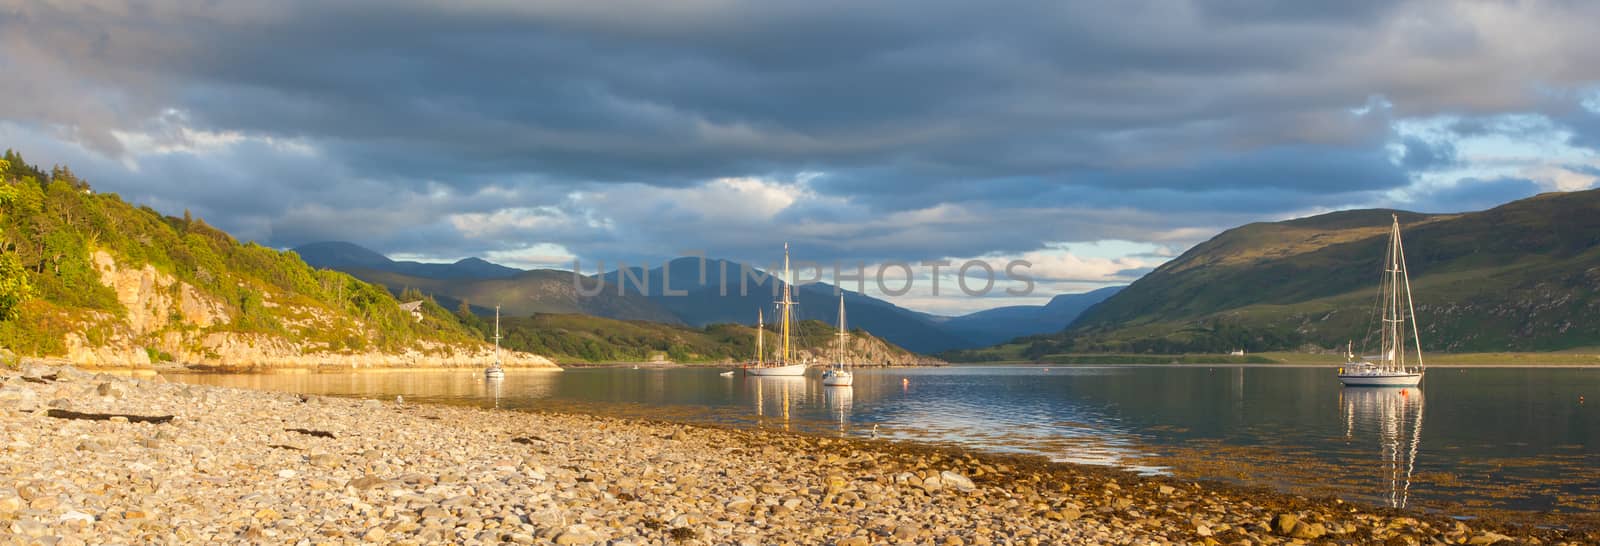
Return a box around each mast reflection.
[1341,387,1425,508]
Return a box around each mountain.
[294,241,523,280]
[0,152,554,369]
[492,313,939,365]
[335,267,682,324]
[604,257,976,353]
[298,243,1125,354]
[1010,189,1600,357]
[932,286,1124,347]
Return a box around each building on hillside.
[399,301,424,322]
[1229,349,1245,356]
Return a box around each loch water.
[166,365,1599,515]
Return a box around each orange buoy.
[1400,389,1408,396]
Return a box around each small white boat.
[821,294,853,387]
[719,370,735,377]
[485,305,506,380]
[1339,215,1424,388]
[744,243,810,378]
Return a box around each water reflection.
[824,386,854,435]
[751,376,806,430]
[170,369,558,407]
[1341,387,1426,508]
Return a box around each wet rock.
[1273,513,1299,536]
[1468,532,1514,545]
[1290,521,1326,540]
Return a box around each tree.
[0,253,30,321]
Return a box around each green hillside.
[481,312,930,365]
[0,150,483,362]
[1005,189,1600,357]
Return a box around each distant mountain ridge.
[1005,189,1600,357]
[294,241,523,280]
[931,286,1124,347]
[298,244,1120,353]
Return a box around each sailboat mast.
[1396,221,1426,372]
[781,242,793,363]
[1387,216,1402,372]
[757,309,765,367]
[494,305,502,365]
[836,294,847,370]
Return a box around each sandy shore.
[1,364,1592,545]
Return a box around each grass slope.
[980,190,1600,359]
[0,150,480,358]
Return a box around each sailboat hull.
[821,370,853,387]
[1337,372,1422,387]
[746,363,808,376]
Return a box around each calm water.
[165,366,1600,516]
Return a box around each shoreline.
[2,364,1593,545]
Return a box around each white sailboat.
[746,243,809,376]
[484,305,506,380]
[821,294,854,387]
[1339,215,1425,387]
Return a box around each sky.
[3,0,1599,315]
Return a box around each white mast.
[780,242,794,364]
[835,294,848,371]
[1396,219,1426,372]
[493,304,502,366]
[756,309,765,367]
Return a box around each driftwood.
[286,428,335,439]
[46,409,175,424]
[268,444,304,451]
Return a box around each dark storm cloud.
[2,0,1599,283]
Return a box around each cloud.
[3,0,1600,313]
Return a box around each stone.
[553,524,601,545]
[0,385,38,409]
[1157,485,1176,496]
[1273,514,1299,536]
[58,511,95,524]
[363,526,387,542]
[725,497,754,514]
[837,536,870,546]
[1289,521,1326,540]
[940,471,976,492]
[307,453,340,467]
[348,476,389,490]
[1468,532,1514,546]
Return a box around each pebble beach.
[1,364,1594,545]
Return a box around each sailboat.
[484,305,506,380]
[1339,214,1425,387]
[821,294,854,387]
[746,243,809,376]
